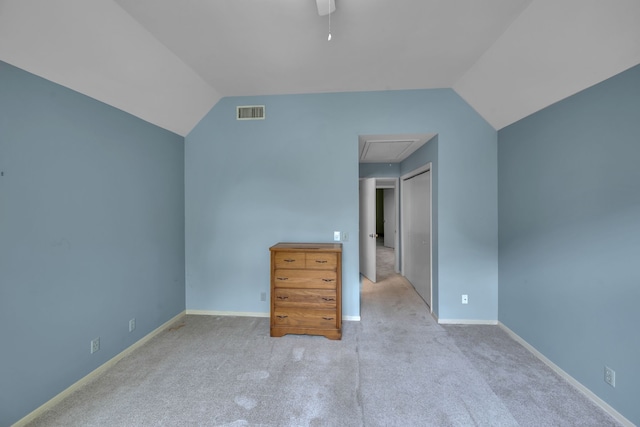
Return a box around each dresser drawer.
[274,252,305,269]
[272,308,339,328]
[305,252,337,269]
[273,269,337,289]
[273,288,337,308]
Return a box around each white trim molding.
[187,310,269,317]
[438,319,499,325]
[14,311,187,427]
[499,322,634,427]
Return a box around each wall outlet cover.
[604,366,616,387]
[90,337,100,354]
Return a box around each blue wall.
[359,162,400,178]
[0,62,186,426]
[186,90,497,322]
[498,64,640,424]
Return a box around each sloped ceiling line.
[1,0,639,136]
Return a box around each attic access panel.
[358,134,436,163]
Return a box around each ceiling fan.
[316,0,335,16]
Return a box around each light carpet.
[27,245,619,426]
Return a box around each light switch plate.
[333,231,341,241]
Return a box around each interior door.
[402,169,431,308]
[359,178,376,282]
[383,189,395,248]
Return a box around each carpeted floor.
[27,245,620,426]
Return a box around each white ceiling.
[1,0,639,137]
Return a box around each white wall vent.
[237,105,265,120]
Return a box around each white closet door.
[402,170,431,307]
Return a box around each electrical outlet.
[129,318,136,332]
[260,292,267,302]
[604,366,616,387]
[90,337,100,354]
[333,231,341,241]
[461,294,468,304]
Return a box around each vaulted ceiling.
[1,0,639,136]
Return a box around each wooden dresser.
[269,242,342,340]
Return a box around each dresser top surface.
[270,242,343,252]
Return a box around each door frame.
[400,162,433,312]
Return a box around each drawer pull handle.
[277,277,289,281]
[322,297,335,301]
[322,317,334,321]
[284,259,296,263]
[277,296,289,300]
[322,279,335,282]
[315,260,328,264]
[277,315,288,319]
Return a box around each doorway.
[376,186,398,282]
[359,178,399,283]
[382,188,395,249]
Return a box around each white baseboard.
[498,322,635,427]
[186,310,361,322]
[187,309,270,317]
[438,319,498,325]
[14,311,186,427]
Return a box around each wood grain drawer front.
[274,252,305,269]
[273,269,337,289]
[305,253,337,269]
[272,309,338,328]
[273,288,337,308]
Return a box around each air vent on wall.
[237,105,265,120]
